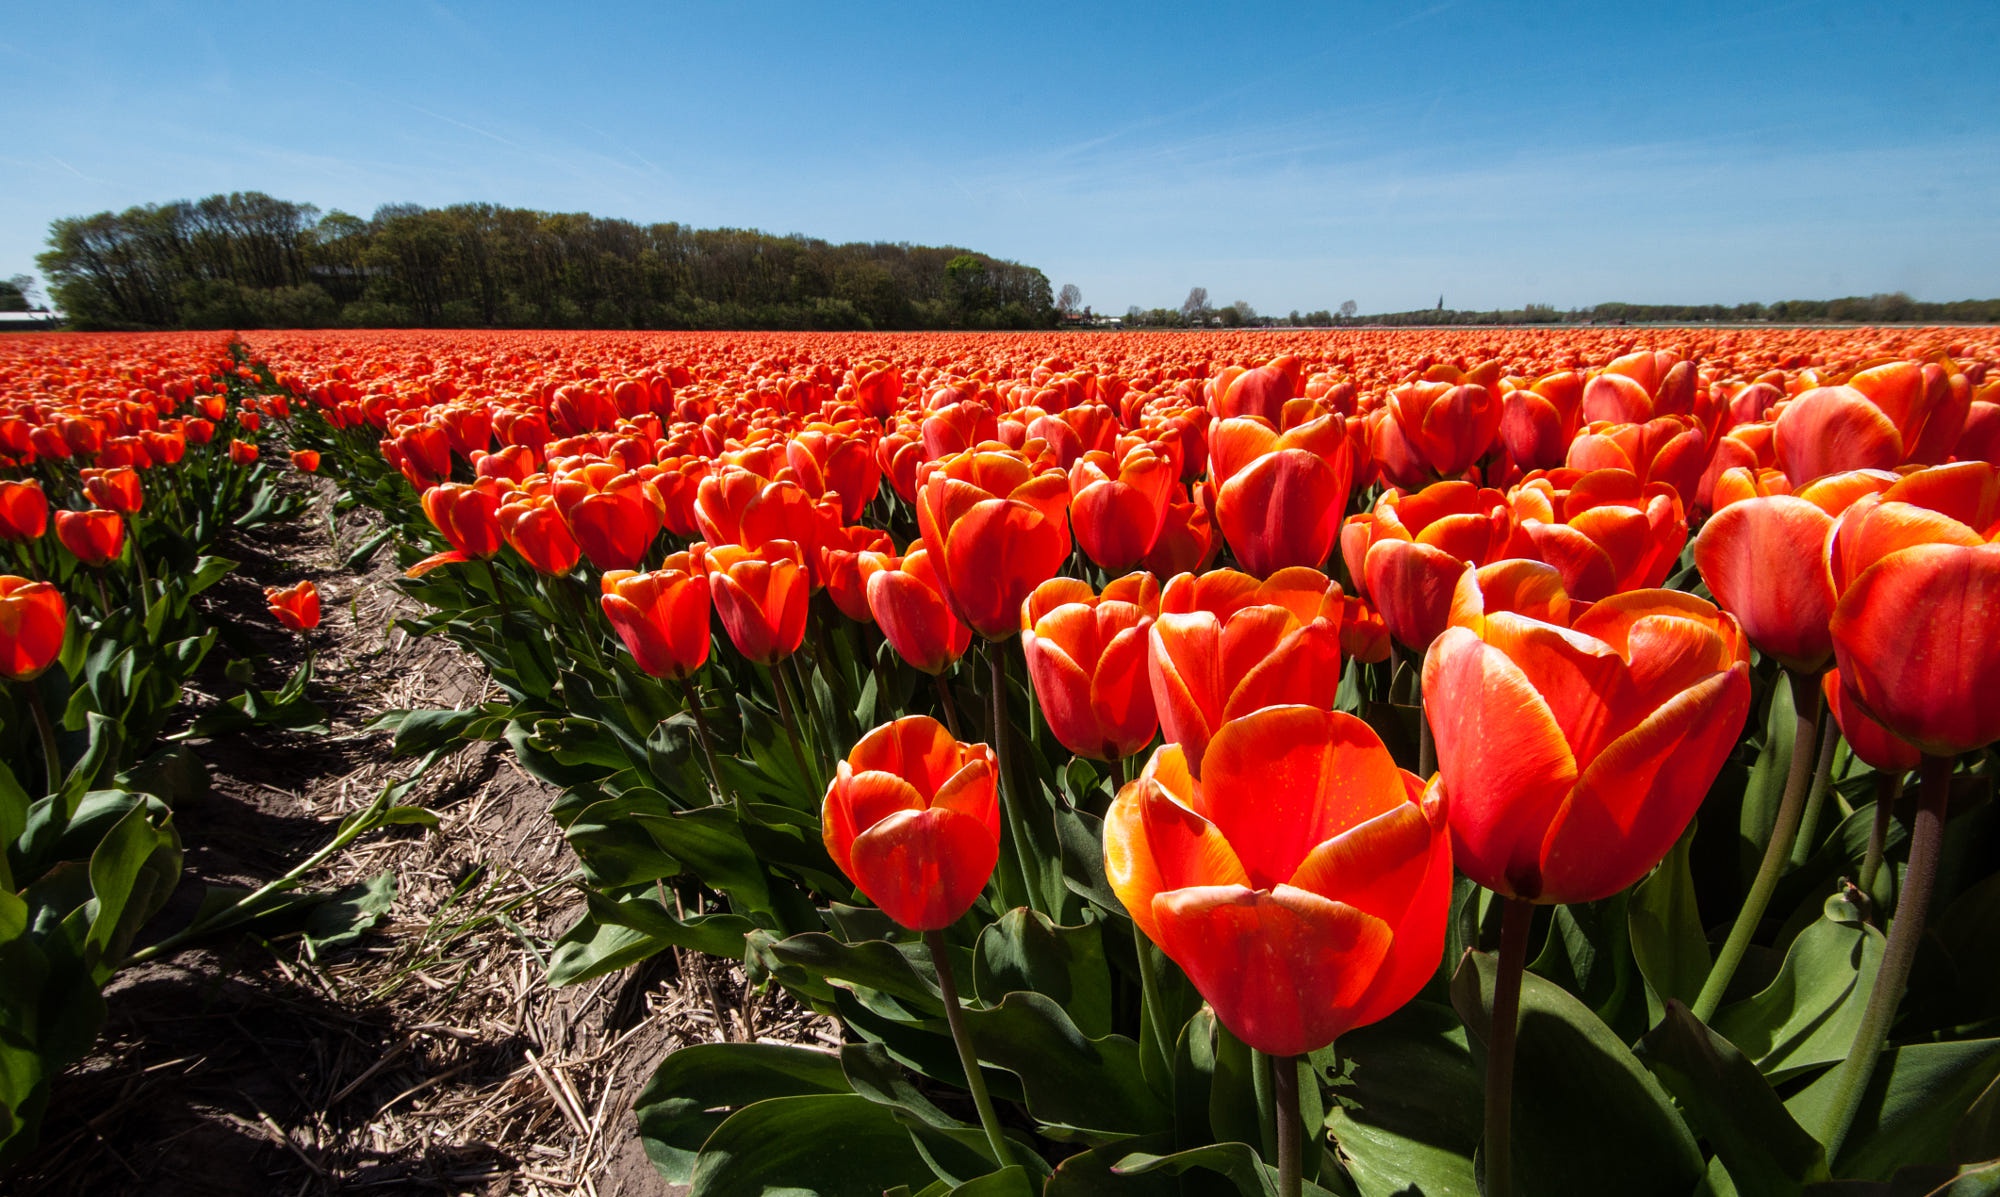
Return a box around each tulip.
[0,480,49,541]
[0,576,66,682]
[600,560,711,681]
[867,541,973,676]
[1147,567,1344,777]
[82,467,144,516]
[706,540,809,667]
[563,478,663,572]
[291,449,321,473]
[1508,468,1686,599]
[1816,461,2000,1162]
[229,438,259,466]
[1207,414,1353,577]
[915,448,1071,639]
[1340,481,1518,654]
[1105,704,1450,1057]
[1499,372,1584,472]
[1566,415,1707,511]
[1387,380,1502,479]
[1020,573,1160,761]
[822,714,1012,1165]
[818,524,895,624]
[1068,442,1177,572]
[264,580,322,631]
[1141,496,1218,578]
[409,481,507,577]
[55,509,125,567]
[498,494,583,576]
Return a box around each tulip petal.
[849,807,998,931]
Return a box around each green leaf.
[1319,1001,1480,1197]
[1742,673,1798,884]
[633,1042,851,1183]
[546,890,756,986]
[1630,827,1713,1023]
[80,802,181,978]
[689,1094,936,1196]
[1111,1143,1343,1197]
[344,528,394,570]
[1529,893,1643,1040]
[973,908,1115,1039]
[960,990,1170,1138]
[1787,1039,2000,1182]
[1451,947,1703,1197]
[1636,1002,1829,1197]
[1711,895,1886,1081]
[764,932,942,1011]
[302,872,398,959]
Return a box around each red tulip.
[291,449,321,473]
[498,493,583,576]
[1425,576,1750,903]
[1508,468,1687,599]
[229,438,260,466]
[707,540,810,665]
[1103,705,1451,1056]
[1068,442,1178,572]
[1340,481,1518,653]
[0,576,66,681]
[1388,380,1502,479]
[82,467,144,515]
[55,509,125,567]
[1828,462,2000,755]
[601,556,712,680]
[1499,371,1584,472]
[264,580,321,631]
[1147,567,1344,777]
[1822,668,1920,773]
[0,480,49,541]
[1021,573,1161,761]
[819,524,895,624]
[821,715,1000,931]
[1207,414,1353,577]
[915,448,1071,639]
[1141,495,1218,578]
[1773,386,1902,486]
[867,540,972,675]
[1566,416,1708,511]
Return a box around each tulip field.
[4,325,2000,1196]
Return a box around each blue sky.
[5,1,1996,314]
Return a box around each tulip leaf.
[1319,1000,1480,1197]
[765,932,943,1011]
[1451,948,1703,1197]
[1904,873,2000,1034]
[1109,1143,1344,1197]
[1711,894,1885,1081]
[1786,1038,2000,1183]
[1043,1133,1178,1195]
[79,800,180,978]
[546,890,756,986]
[689,1093,937,1196]
[1635,1001,1829,1197]
[1740,671,1798,885]
[1630,827,1713,1023]
[1530,893,1644,1041]
[632,1042,853,1183]
[956,990,1168,1138]
[974,908,1115,1039]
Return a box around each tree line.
[1124,289,2000,328]
[36,192,1057,332]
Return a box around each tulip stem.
[1691,667,1822,1024]
[1817,751,1952,1166]
[482,557,512,627]
[677,677,727,804]
[984,638,1034,913]
[767,662,817,792]
[128,527,153,603]
[1418,701,1435,779]
[1858,773,1901,910]
[934,673,963,740]
[924,929,1012,1170]
[1484,896,1535,1197]
[23,682,61,796]
[1790,709,1841,868]
[91,569,112,616]
[1272,1052,1303,1197]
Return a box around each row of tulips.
[0,335,387,1165]
[243,326,1999,1197]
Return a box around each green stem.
[1691,667,1822,1023]
[1858,773,1901,903]
[1418,698,1436,779]
[23,682,61,796]
[984,638,1034,913]
[1484,897,1535,1197]
[1134,923,1173,1091]
[483,556,513,627]
[92,569,112,616]
[1273,1052,1303,1197]
[1790,705,1842,867]
[678,677,728,804]
[128,523,153,603]
[935,672,964,740]
[768,661,818,792]
[1816,752,1952,1166]
[925,929,1011,1170]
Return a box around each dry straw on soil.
[7,482,831,1196]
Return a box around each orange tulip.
[55,509,125,566]
[563,477,663,572]
[915,448,1071,639]
[1566,415,1708,511]
[1424,575,1751,903]
[82,467,144,515]
[821,715,1000,931]
[498,493,583,576]
[818,524,895,623]
[1387,380,1502,479]
[1499,372,1584,471]
[1822,668,1920,774]
[866,540,972,674]
[409,481,507,577]
[229,438,260,466]
[1068,442,1177,572]
[1828,462,2000,755]
[1207,414,1353,577]
[264,580,321,631]
[1508,468,1687,599]
[0,480,48,541]
[1103,705,1451,1057]
[1340,481,1518,653]
[707,540,810,665]
[600,557,712,680]
[0,576,66,681]
[1147,567,1344,777]
[1020,573,1161,761]
[290,449,321,473]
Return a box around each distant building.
[0,312,62,331]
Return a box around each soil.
[1,485,822,1196]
